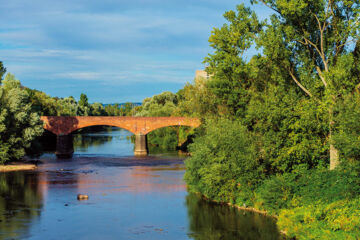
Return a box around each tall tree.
[78,93,90,116]
[0,61,6,84]
[78,93,89,107]
[253,0,360,169]
[204,4,262,118]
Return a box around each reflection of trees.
[186,194,282,240]
[73,134,113,149]
[147,126,193,151]
[0,172,43,239]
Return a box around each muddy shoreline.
[0,160,39,172]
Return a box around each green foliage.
[334,94,360,163]
[90,102,106,116]
[182,2,360,238]
[57,96,78,116]
[135,91,196,150]
[0,73,43,163]
[0,61,6,83]
[277,198,360,239]
[25,88,58,115]
[104,102,137,116]
[77,93,90,116]
[185,119,262,205]
[204,4,262,118]
[256,165,360,212]
[78,93,89,107]
[147,127,178,150]
[136,91,178,117]
[176,78,218,117]
[254,164,360,238]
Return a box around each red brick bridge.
[40,116,201,157]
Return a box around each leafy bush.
[256,164,360,212]
[184,118,263,205]
[255,173,296,212]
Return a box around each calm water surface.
[0,128,281,240]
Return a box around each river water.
[0,127,282,240]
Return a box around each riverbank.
[187,168,360,240]
[0,162,37,172]
[197,193,290,239]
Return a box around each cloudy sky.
[0,0,271,103]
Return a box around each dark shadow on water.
[186,193,282,240]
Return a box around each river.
[0,127,282,240]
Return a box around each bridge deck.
[40,116,201,135]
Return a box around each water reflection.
[0,172,43,240]
[73,126,180,157]
[186,194,281,240]
[74,134,113,150]
[73,127,134,156]
[2,127,282,239]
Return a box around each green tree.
[252,0,360,169]
[57,96,78,116]
[0,61,6,83]
[78,93,89,107]
[0,73,43,163]
[204,1,360,169]
[78,93,90,116]
[25,88,58,116]
[90,102,106,116]
[136,91,178,117]
[121,102,134,116]
[204,4,262,118]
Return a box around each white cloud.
[0,0,271,102]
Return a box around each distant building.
[195,70,212,80]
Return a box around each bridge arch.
[40,116,201,157]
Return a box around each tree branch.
[257,0,281,14]
[288,68,314,98]
[316,66,328,87]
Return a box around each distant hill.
[102,102,142,107]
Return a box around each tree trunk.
[329,96,339,170]
[329,141,339,170]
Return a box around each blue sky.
[0,0,271,103]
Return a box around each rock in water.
[77,194,89,200]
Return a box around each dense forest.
[1,0,360,238]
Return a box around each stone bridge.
[40,116,201,158]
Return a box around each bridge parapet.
[40,116,201,135]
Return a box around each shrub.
[184,118,263,205]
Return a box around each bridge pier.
[134,134,148,156]
[56,134,74,158]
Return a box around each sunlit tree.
[0,73,43,163]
